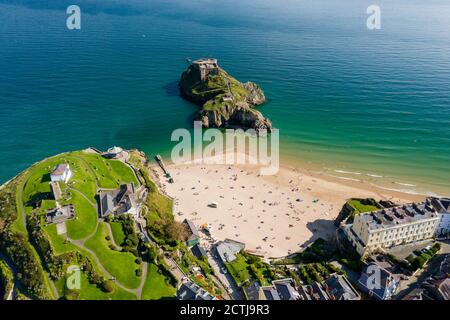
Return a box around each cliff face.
[198,100,272,131]
[179,62,272,132]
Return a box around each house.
[50,181,62,201]
[405,254,450,300]
[50,164,72,183]
[259,285,280,300]
[215,239,246,263]
[183,219,200,247]
[243,281,261,300]
[429,197,450,239]
[323,274,361,300]
[176,281,216,300]
[46,204,75,224]
[260,279,300,300]
[346,201,439,255]
[402,288,433,300]
[422,278,450,300]
[357,262,400,300]
[191,244,208,260]
[298,282,330,300]
[98,183,140,218]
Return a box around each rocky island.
[179,58,272,132]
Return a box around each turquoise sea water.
[0,0,449,195]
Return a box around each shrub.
[105,235,111,241]
[102,280,115,293]
[136,269,142,277]
[135,258,142,264]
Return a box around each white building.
[429,197,450,239]
[50,164,72,184]
[347,201,439,256]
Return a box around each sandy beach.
[153,154,423,259]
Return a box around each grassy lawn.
[225,253,251,286]
[348,199,378,214]
[109,221,126,246]
[72,152,137,189]
[141,263,176,300]
[64,191,98,240]
[85,222,141,289]
[55,268,137,300]
[44,224,77,255]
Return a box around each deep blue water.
[0,0,449,195]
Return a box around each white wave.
[329,175,361,182]
[367,173,383,178]
[373,184,421,195]
[394,182,417,187]
[334,169,361,175]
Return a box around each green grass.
[72,152,137,189]
[43,224,77,255]
[225,253,251,286]
[85,222,141,289]
[109,221,126,246]
[64,191,98,240]
[348,199,378,214]
[55,268,137,300]
[141,263,176,300]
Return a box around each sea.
[0,0,449,196]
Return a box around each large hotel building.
[347,200,440,255]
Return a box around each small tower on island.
[191,58,219,81]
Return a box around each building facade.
[429,197,450,239]
[50,164,72,184]
[347,201,439,255]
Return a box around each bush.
[102,280,115,293]
[136,269,142,277]
[135,258,142,264]
[105,235,111,241]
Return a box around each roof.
[324,274,360,300]
[177,281,216,300]
[216,239,245,263]
[429,197,450,214]
[98,184,138,217]
[356,201,438,231]
[260,286,280,300]
[107,146,123,154]
[298,282,329,300]
[273,279,300,300]
[437,278,450,300]
[184,219,200,239]
[358,262,399,300]
[51,164,69,176]
[243,281,261,300]
[100,192,115,216]
[191,244,207,259]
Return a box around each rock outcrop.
[179,59,272,132]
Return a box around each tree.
[164,220,188,242]
[102,280,115,293]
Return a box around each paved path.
[206,249,242,300]
[104,221,123,250]
[69,237,138,297]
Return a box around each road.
[206,248,243,300]
[395,241,450,300]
